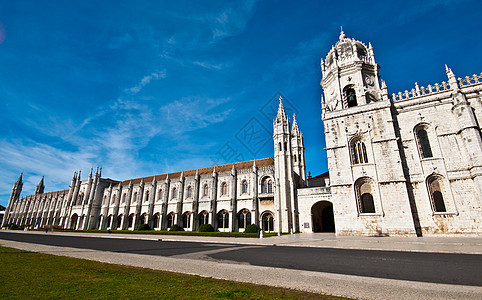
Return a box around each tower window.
[352,140,368,164]
[416,127,433,158]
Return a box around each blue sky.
[1,0,481,206]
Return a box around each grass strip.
[0,246,348,299]
[31,228,284,238]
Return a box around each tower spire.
[35,176,45,195]
[292,114,300,134]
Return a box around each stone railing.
[458,73,482,87]
[392,81,450,101]
[392,72,482,102]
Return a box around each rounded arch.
[241,180,249,194]
[349,134,368,165]
[260,176,273,194]
[141,213,148,225]
[202,184,209,197]
[70,213,78,230]
[311,201,335,232]
[260,210,275,232]
[426,173,447,213]
[198,210,209,225]
[414,123,433,159]
[343,84,357,107]
[186,186,193,198]
[221,182,228,196]
[167,212,175,228]
[106,214,113,229]
[152,213,160,229]
[116,214,123,229]
[217,209,229,229]
[128,213,134,228]
[182,211,191,228]
[237,208,252,229]
[354,177,376,214]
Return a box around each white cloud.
[193,61,223,70]
[126,70,167,94]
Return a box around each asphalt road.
[1,231,481,286]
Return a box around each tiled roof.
[117,157,274,186]
[309,171,329,179]
[24,189,69,200]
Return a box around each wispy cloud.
[126,70,167,94]
[193,61,223,70]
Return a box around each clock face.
[365,75,374,86]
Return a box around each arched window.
[294,155,297,162]
[121,193,126,204]
[116,214,122,229]
[416,127,433,158]
[128,214,134,228]
[158,189,163,201]
[344,85,357,107]
[221,182,228,196]
[111,193,116,204]
[141,213,148,224]
[238,209,251,229]
[262,178,273,193]
[172,188,177,199]
[352,140,368,164]
[187,186,192,198]
[153,213,160,228]
[203,184,209,197]
[427,175,447,212]
[217,210,229,229]
[199,210,209,225]
[133,192,138,203]
[144,191,149,204]
[103,195,107,205]
[241,180,248,194]
[182,212,191,228]
[355,177,376,214]
[167,213,175,228]
[361,193,375,213]
[262,213,274,232]
[278,142,282,151]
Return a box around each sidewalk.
[9,230,482,254]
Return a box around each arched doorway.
[70,214,78,230]
[311,201,335,232]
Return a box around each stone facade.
[3,31,481,236]
[320,30,481,236]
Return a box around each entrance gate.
[311,201,335,232]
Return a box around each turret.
[34,176,45,195]
[291,114,307,186]
[2,173,23,226]
[273,97,297,234]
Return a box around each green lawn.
[46,229,284,238]
[0,246,349,299]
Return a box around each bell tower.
[321,29,387,113]
[320,30,416,236]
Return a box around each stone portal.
[311,201,335,232]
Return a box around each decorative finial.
[339,26,346,40]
